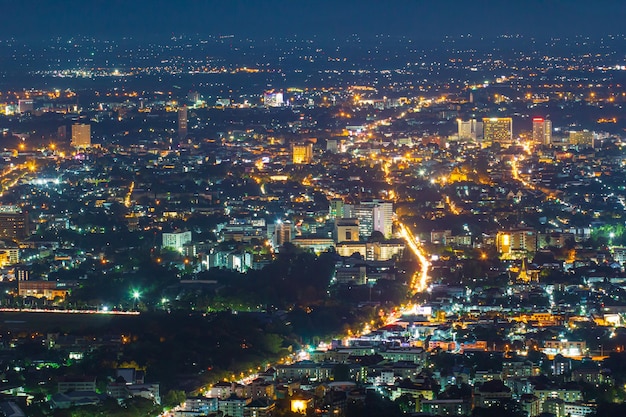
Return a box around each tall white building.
[372,202,394,239]
[457,119,483,141]
[162,231,192,252]
[343,201,393,239]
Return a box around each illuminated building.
[457,119,483,141]
[335,218,360,243]
[18,280,69,300]
[482,117,512,147]
[421,399,471,416]
[329,198,344,219]
[269,221,293,247]
[218,396,251,417]
[542,340,586,357]
[0,207,29,241]
[532,118,552,145]
[496,228,537,259]
[178,106,188,139]
[0,246,19,266]
[263,90,284,107]
[335,242,367,258]
[18,99,34,114]
[335,241,404,261]
[372,201,394,239]
[71,123,91,148]
[343,201,393,239]
[292,143,313,164]
[206,249,253,272]
[16,267,29,281]
[569,130,594,148]
[162,230,192,252]
[291,237,335,254]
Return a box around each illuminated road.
[443,194,461,215]
[0,307,139,315]
[369,112,431,295]
[510,157,534,190]
[397,222,430,294]
[124,181,135,207]
[510,155,560,199]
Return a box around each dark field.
[0,311,132,333]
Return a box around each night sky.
[1,0,625,40]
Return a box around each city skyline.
[2,2,626,416]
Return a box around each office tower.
[71,123,91,148]
[457,119,482,141]
[178,106,188,139]
[482,117,513,146]
[372,201,394,239]
[532,118,552,145]
[346,201,394,240]
[292,143,313,164]
[162,230,192,252]
[271,221,293,247]
[0,206,29,241]
[569,130,594,148]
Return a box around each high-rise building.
[532,118,552,145]
[0,206,29,241]
[372,201,394,239]
[178,106,188,139]
[71,123,91,148]
[263,91,284,107]
[569,130,594,148]
[457,119,483,141]
[162,230,192,252]
[272,221,293,247]
[496,228,537,259]
[482,117,513,147]
[344,201,394,239]
[292,143,313,164]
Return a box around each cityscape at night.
[0,1,626,416]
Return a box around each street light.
[131,290,141,310]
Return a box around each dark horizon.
[1,0,625,41]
